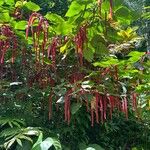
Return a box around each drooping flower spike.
[26,13,49,63]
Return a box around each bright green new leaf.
[101,0,110,13]
[93,58,119,67]
[56,21,73,35]
[127,51,145,63]
[15,21,27,30]
[0,1,4,5]
[15,1,27,7]
[60,40,71,53]
[0,12,10,23]
[25,1,40,12]
[5,0,14,5]
[128,51,145,57]
[45,13,64,24]
[65,1,85,17]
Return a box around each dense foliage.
[0,0,150,150]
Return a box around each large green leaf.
[0,12,10,23]
[90,34,108,55]
[56,21,74,35]
[65,1,85,17]
[25,1,40,11]
[101,0,110,13]
[47,138,62,150]
[83,45,94,62]
[0,1,4,5]
[128,51,145,63]
[32,134,62,150]
[37,138,53,150]
[32,132,43,150]
[5,0,14,5]
[115,6,130,19]
[45,13,64,24]
[15,21,27,30]
[93,58,119,67]
[115,6,132,25]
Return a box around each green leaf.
[12,121,21,127]
[8,121,13,128]
[19,135,33,143]
[40,138,53,150]
[86,148,95,150]
[15,1,27,7]
[50,138,62,150]
[128,51,144,57]
[56,21,74,35]
[32,137,62,150]
[87,144,104,150]
[115,6,132,25]
[128,51,145,63]
[71,103,82,115]
[0,12,10,23]
[23,129,39,136]
[60,40,71,53]
[25,1,40,12]
[101,0,110,13]
[16,139,22,147]
[32,132,43,150]
[15,21,27,30]
[91,35,108,55]
[45,13,64,24]
[43,58,52,65]
[5,0,14,5]
[15,1,23,7]
[4,138,16,149]
[65,1,85,17]
[0,1,4,5]
[81,80,94,89]
[83,44,94,62]
[93,58,119,67]
[115,6,130,19]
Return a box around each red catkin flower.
[122,97,128,119]
[74,25,87,66]
[99,95,104,123]
[0,25,17,64]
[132,93,137,111]
[108,95,114,119]
[26,13,49,64]
[103,95,107,120]
[95,92,99,123]
[47,38,58,68]
[91,108,94,127]
[64,89,72,124]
